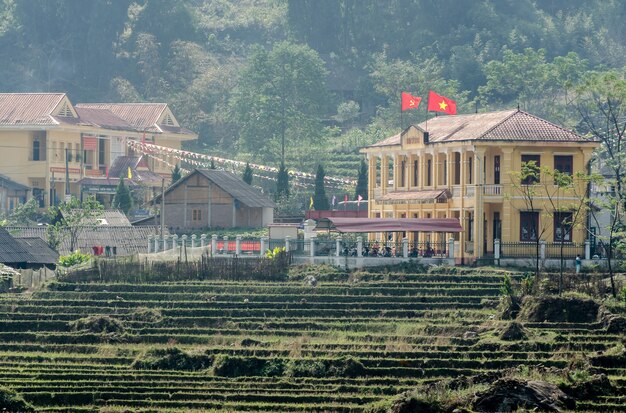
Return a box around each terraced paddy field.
[0,270,624,412]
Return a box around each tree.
[313,164,330,211]
[171,164,182,183]
[113,176,133,215]
[276,163,290,200]
[1,199,45,226]
[568,69,626,297]
[47,196,103,252]
[230,41,330,164]
[242,162,253,185]
[355,159,368,200]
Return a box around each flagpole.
[400,92,403,132]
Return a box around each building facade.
[361,109,600,260]
[0,93,196,209]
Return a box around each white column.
[402,237,408,258]
[285,235,291,252]
[200,234,206,248]
[154,236,159,253]
[310,238,316,257]
[223,236,229,254]
[357,236,363,257]
[336,236,342,257]
[260,237,267,257]
[585,240,591,260]
[172,235,178,251]
[211,234,218,256]
[191,234,197,248]
[448,238,455,259]
[494,239,500,260]
[540,240,546,260]
[148,235,153,253]
[235,235,241,255]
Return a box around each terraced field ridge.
[0,271,623,412]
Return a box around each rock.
[603,314,626,334]
[304,275,317,287]
[517,296,599,323]
[499,322,528,341]
[472,378,575,412]
[390,391,443,413]
[463,331,477,339]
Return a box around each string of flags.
[401,90,457,115]
[127,140,357,188]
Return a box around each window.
[32,139,40,161]
[554,155,573,175]
[413,159,419,186]
[400,159,406,187]
[427,159,432,186]
[192,209,202,221]
[554,212,573,242]
[98,138,106,167]
[521,155,540,184]
[520,211,539,241]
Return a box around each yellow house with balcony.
[0,93,196,209]
[361,109,600,261]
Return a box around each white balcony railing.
[465,186,475,197]
[452,186,462,197]
[483,184,502,196]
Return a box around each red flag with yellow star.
[401,92,421,111]
[427,90,457,115]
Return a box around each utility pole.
[65,147,70,201]
[160,177,165,240]
[50,171,55,207]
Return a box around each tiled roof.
[366,109,594,148]
[58,209,132,227]
[14,237,58,265]
[0,93,65,126]
[76,103,167,132]
[107,156,163,185]
[378,189,450,202]
[196,169,276,208]
[8,225,162,256]
[160,124,196,136]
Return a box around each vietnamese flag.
[401,92,421,111]
[427,90,457,115]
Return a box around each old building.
[155,169,275,231]
[0,173,30,215]
[361,109,600,260]
[0,93,196,208]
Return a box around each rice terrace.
[0,257,625,412]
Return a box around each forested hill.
[1,0,624,166]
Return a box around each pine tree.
[313,164,330,210]
[355,159,368,200]
[242,162,253,185]
[276,163,290,200]
[113,176,133,214]
[171,164,182,182]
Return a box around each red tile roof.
[0,93,65,126]
[366,109,595,148]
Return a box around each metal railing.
[545,243,584,259]
[499,242,538,258]
[407,241,447,258]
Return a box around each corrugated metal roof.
[76,103,167,130]
[378,189,450,202]
[0,227,35,264]
[0,173,30,191]
[196,169,276,208]
[9,226,162,256]
[74,107,135,130]
[366,109,595,148]
[0,93,65,126]
[14,237,58,265]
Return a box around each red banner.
[83,136,97,151]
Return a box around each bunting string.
[127,140,356,189]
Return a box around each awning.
[325,217,463,233]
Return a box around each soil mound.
[472,378,575,412]
[561,374,614,400]
[517,296,599,323]
[499,322,528,341]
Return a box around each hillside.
[0,268,624,412]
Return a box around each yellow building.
[0,93,196,208]
[361,109,600,261]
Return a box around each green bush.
[284,359,327,377]
[58,250,91,267]
[327,356,366,377]
[69,315,125,334]
[133,347,212,371]
[212,354,269,377]
[0,386,35,412]
[129,307,163,323]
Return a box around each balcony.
[483,184,502,196]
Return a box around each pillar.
[540,240,546,260]
[191,234,197,248]
[448,238,455,259]
[154,235,160,253]
[260,237,267,257]
[494,239,500,260]
[336,236,342,257]
[285,235,291,252]
[402,237,408,258]
[236,235,241,255]
[310,238,316,257]
[172,235,178,251]
[357,236,363,257]
[211,234,218,255]
[585,239,590,260]
[200,234,206,248]
[223,236,229,254]
[148,235,153,253]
